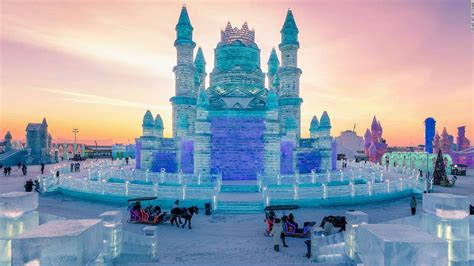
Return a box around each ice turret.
[142,110,154,127]
[4,131,12,140]
[175,6,194,46]
[319,111,331,128]
[371,116,378,132]
[310,116,319,138]
[194,47,206,89]
[280,9,299,47]
[142,110,155,136]
[194,47,206,74]
[278,9,302,138]
[4,131,12,152]
[172,5,197,138]
[154,114,164,138]
[267,48,280,87]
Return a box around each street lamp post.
[72,128,79,156]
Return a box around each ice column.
[422,193,470,265]
[0,192,39,266]
[142,226,158,261]
[345,210,368,260]
[99,211,123,261]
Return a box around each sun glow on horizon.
[1,1,472,146]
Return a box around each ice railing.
[261,161,425,205]
[37,160,221,201]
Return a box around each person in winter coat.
[270,218,283,252]
[410,196,417,215]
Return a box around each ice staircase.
[215,181,264,214]
[220,184,260,193]
[215,200,264,214]
[0,149,27,166]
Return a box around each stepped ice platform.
[12,219,103,266]
[357,224,448,266]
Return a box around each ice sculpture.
[357,224,448,266]
[12,219,103,265]
[0,192,39,265]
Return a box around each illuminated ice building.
[135,7,335,180]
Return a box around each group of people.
[24,179,40,192]
[2,165,12,176]
[70,162,81,172]
[130,201,165,223]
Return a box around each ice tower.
[135,7,334,180]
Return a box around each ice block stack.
[357,224,448,265]
[0,192,39,266]
[99,211,123,261]
[422,193,470,265]
[345,210,368,260]
[11,219,103,265]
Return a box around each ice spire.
[194,47,206,74]
[175,5,194,45]
[280,9,299,46]
[310,116,319,132]
[154,114,163,130]
[267,48,280,74]
[177,5,191,27]
[142,110,154,127]
[319,111,331,128]
[371,116,378,132]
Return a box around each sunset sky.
[1,0,472,146]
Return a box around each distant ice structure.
[0,192,39,265]
[364,116,387,163]
[334,130,364,160]
[12,219,103,265]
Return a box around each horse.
[170,206,199,229]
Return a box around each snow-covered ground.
[1,163,473,265]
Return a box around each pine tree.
[432,149,448,186]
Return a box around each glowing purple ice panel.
[180,140,194,174]
[151,151,177,173]
[280,140,295,174]
[297,150,322,173]
[210,115,265,180]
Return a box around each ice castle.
[135,7,335,180]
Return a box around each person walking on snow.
[410,196,417,215]
[270,218,284,252]
[40,163,45,175]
